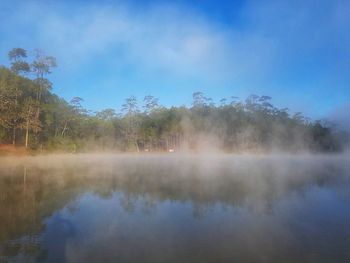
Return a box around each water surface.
[1,154,350,263]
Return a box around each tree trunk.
[61,121,68,137]
[13,88,18,146]
[25,120,29,148]
[35,107,40,134]
[12,127,16,146]
[134,140,140,152]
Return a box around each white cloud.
[1,0,349,116]
[2,0,280,82]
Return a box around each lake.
[0,154,350,263]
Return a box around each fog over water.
[1,154,350,263]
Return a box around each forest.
[0,48,342,153]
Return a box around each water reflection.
[0,154,350,262]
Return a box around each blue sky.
[0,0,349,119]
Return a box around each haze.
[1,0,350,262]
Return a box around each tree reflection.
[0,155,348,261]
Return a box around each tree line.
[0,48,342,153]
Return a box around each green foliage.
[0,48,343,152]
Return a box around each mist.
[1,153,350,262]
[1,0,350,262]
[328,102,350,151]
